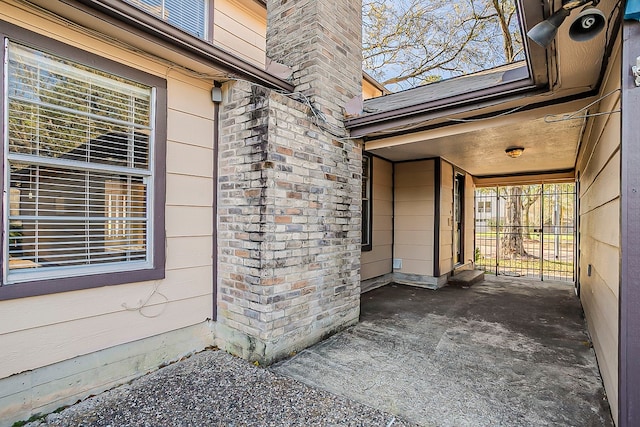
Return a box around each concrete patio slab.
[272,276,613,427]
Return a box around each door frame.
[453,171,465,266]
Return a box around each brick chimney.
[266,0,363,126]
[216,0,363,364]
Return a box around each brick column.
[216,79,362,363]
[216,0,363,364]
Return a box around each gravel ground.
[26,349,416,427]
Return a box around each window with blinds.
[4,41,156,284]
[125,0,208,40]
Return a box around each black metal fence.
[475,184,575,281]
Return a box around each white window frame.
[124,0,210,40]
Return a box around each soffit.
[367,104,587,176]
[353,0,620,178]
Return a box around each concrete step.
[448,269,485,287]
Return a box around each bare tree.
[521,184,542,239]
[363,0,523,91]
[500,186,527,258]
[363,1,531,258]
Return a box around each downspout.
[212,82,221,321]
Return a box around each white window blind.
[125,0,208,39]
[4,41,155,283]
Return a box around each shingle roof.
[361,61,529,116]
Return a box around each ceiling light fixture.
[505,147,525,158]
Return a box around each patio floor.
[272,276,613,426]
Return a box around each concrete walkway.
[273,276,613,426]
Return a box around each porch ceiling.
[353,0,621,178]
[365,98,592,176]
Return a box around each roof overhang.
[347,0,550,138]
[25,0,293,92]
[349,0,621,179]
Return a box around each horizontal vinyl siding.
[214,0,266,67]
[576,36,620,426]
[363,80,383,100]
[393,160,435,276]
[0,4,216,379]
[361,157,393,280]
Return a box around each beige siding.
[576,35,621,426]
[214,0,266,67]
[0,3,216,381]
[363,79,384,100]
[439,161,454,274]
[393,160,435,276]
[362,157,393,280]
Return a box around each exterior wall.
[363,80,383,100]
[361,157,393,281]
[214,0,266,67]
[216,80,361,364]
[212,0,376,107]
[393,160,436,277]
[439,161,454,274]
[576,35,621,425]
[1,324,212,427]
[0,3,218,424]
[362,75,389,100]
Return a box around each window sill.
[0,266,165,301]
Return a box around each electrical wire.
[543,88,620,122]
[226,77,351,139]
[443,105,527,122]
[121,280,169,318]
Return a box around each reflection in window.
[477,201,492,213]
[104,180,146,253]
[5,41,154,283]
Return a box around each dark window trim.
[433,158,441,277]
[0,21,166,301]
[362,152,373,252]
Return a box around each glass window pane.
[125,0,207,39]
[5,42,153,283]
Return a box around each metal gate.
[474,184,576,281]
